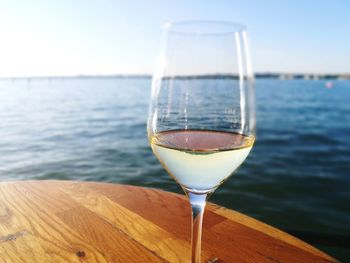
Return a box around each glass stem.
[187,191,208,263]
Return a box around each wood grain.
[0,180,337,263]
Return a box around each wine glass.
[147,21,255,263]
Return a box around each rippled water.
[0,77,349,260]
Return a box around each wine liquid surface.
[150,130,254,192]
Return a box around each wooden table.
[0,180,336,263]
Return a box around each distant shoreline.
[0,73,349,80]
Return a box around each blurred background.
[0,0,349,261]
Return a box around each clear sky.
[0,0,349,77]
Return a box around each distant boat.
[325,82,334,89]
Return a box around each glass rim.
[162,20,246,35]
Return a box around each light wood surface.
[0,180,337,262]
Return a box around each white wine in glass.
[148,21,255,263]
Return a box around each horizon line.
[0,72,350,80]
